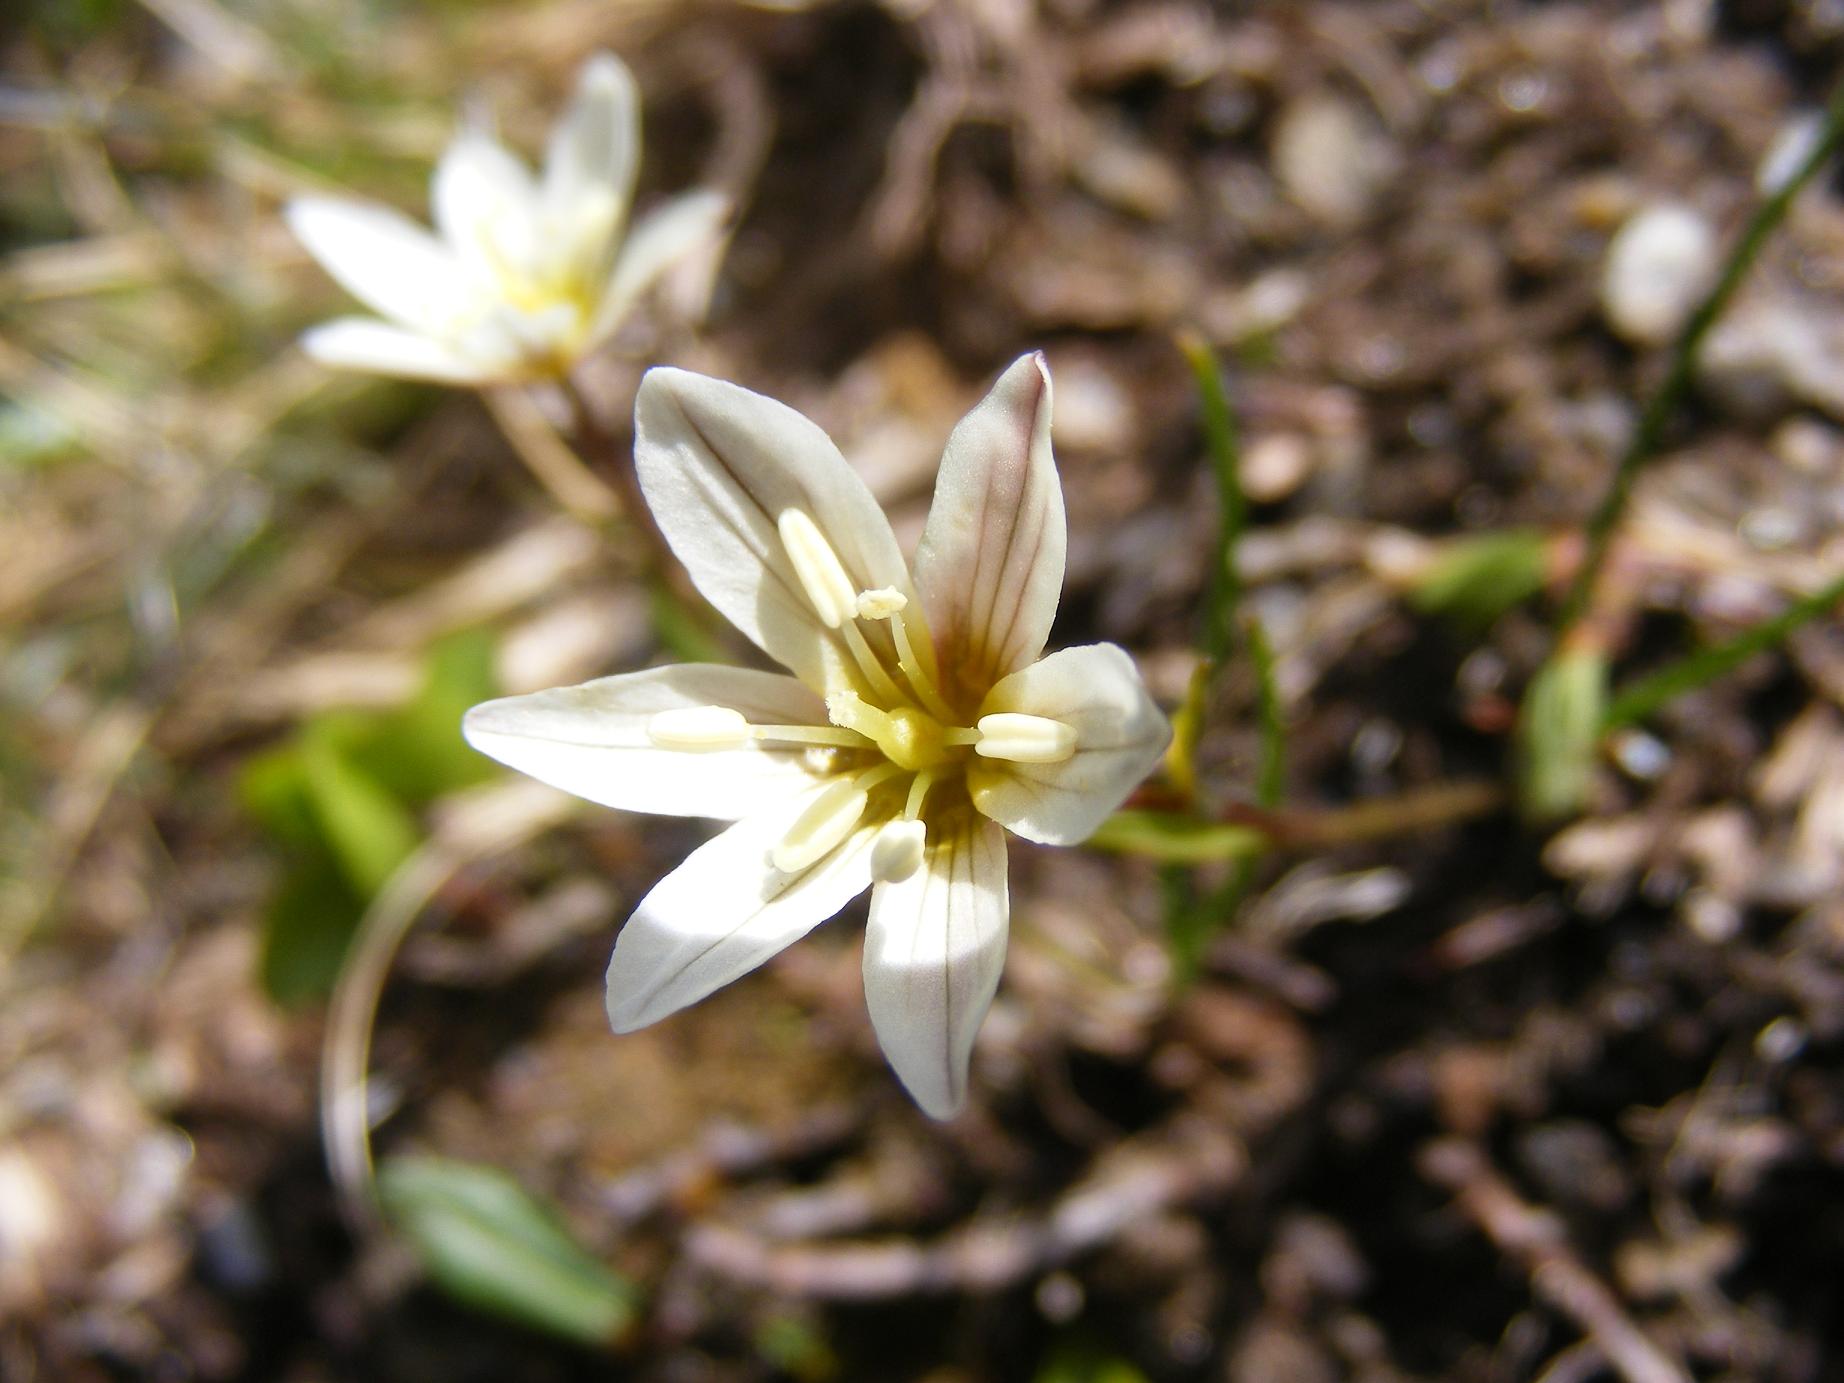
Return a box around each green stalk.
[1604,570,1844,729]
[1554,83,1844,639]
[1248,615,1285,810]
[1176,330,1247,668]
[1161,332,1252,976]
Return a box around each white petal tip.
[1004,350,1052,399]
[604,1000,652,1035]
[579,50,632,89]
[297,322,479,382]
[282,195,342,233]
[912,1090,965,1121]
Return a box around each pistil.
[866,596,958,725]
[827,691,954,772]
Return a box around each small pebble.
[1681,887,1742,944]
[1602,203,1717,346]
[1756,1016,1807,1062]
[1034,1271,1084,1322]
[1498,71,1547,113]
[1273,95,1393,227]
[1740,506,1802,552]
[1757,111,1826,195]
[1243,434,1313,502]
[1610,729,1671,781]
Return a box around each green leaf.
[23,0,129,46]
[379,1156,637,1346]
[1516,644,1609,823]
[1087,810,1268,864]
[243,745,368,1004]
[753,1315,839,1381]
[240,745,322,848]
[244,633,499,1005]
[1604,569,1844,729]
[348,630,500,803]
[0,400,81,471]
[1409,529,1550,630]
[648,584,729,665]
[300,728,420,896]
[259,861,363,1005]
[1035,1341,1152,1383]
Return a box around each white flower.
[285,52,727,385]
[462,355,1170,1117]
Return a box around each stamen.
[646,705,751,751]
[974,712,1079,764]
[883,606,959,724]
[827,690,898,742]
[778,509,859,629]
[894,602,940,681]
[839,618,907,705]
[870,818,927,884]
[853,586,955,724]
[903,770,937,821]
[772,777,870,874]
[747,724,872,749]
[851,762,904,793]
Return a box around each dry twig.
[1419,1139,1691,1383]
[686,1115,1243,1299]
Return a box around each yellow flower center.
[469,193,621,346]
[643,507,1078,882]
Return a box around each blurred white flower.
[286,52,727,384]
[463,355,1170,1117]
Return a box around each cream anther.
[856,587,908,620]
[870,819,927,883]
[973,712,1078,764]
[772,778,869,874]
[646,705,751,751]
[778,508,859,629]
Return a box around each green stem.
[555,373,679,580]
[1603,570,1844,729]
[1092,780,1503,865]
[1554,83,1844,639]
[1248,614,1284,810]
[1188,614,1287,948]
[1177,330,1246,667]
[1163,332,1252,974]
